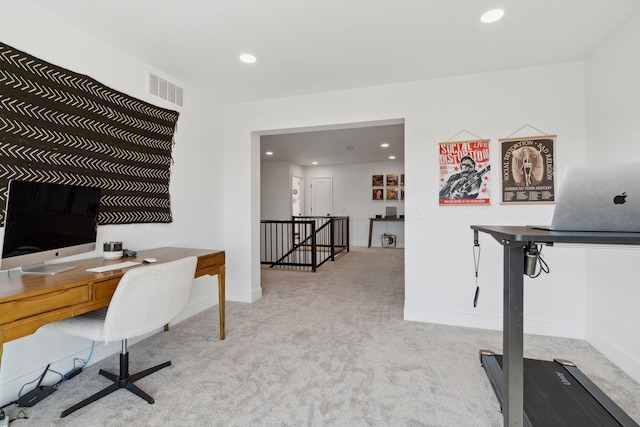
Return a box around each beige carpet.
[7,247,640,426]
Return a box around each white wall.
[261,161,293,220]
[0,1,225,405]
[585,12,640,382]
[304,162,405,247]
[242,14,640,384]
[225,61,588,341]
[262,160,405,247]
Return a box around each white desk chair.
[42,256,198,418]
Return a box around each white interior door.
[311,176,333,216]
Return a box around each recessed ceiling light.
[239,53,257,64]
[381,143,390,148]
[389,155,396,160]
[265,151,273,156]
[481,9,504,23]
[312,161,318,165]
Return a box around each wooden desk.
[471,225,640,426]
[0,247,225,367]
[368,217,404,247]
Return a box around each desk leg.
[0,330,4,370]
[163,267,225,340]
[503,243,526,427]
[218,265,226,340]
[368,219,374,248]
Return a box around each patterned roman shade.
[0,41,179,225]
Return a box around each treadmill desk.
[471,225,640,427]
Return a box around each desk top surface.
[471,225,640,245]
[370,217,404,221]
[0,247,223,302]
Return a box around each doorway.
[310,176,332,217]
[258,119,405,291]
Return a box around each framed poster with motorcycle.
[439,139,491,205]
[499,135,556,204]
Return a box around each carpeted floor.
[8,247,640,426]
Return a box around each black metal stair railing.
[260,216,349,271]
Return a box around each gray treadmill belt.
[488,353,638,427]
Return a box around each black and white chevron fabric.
[0,41,179,225]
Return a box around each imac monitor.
[1,180,102,275]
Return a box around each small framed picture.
[372,188,384,200]
[386,174,398,186]
[372,175,384,186]
[386,187,398,200]
[401,174,405,186]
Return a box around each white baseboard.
[225,286,262,303]
[404,307,502,332]
[587,329,640,384]
[403,307,585,339]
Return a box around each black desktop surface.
[471,225,640,246]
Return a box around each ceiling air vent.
[149,72,184,107]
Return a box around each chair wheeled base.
[42,257,198,418]
[61,340,171,418]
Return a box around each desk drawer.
[197,252,225,272]
[0,286,90,324]
[93,278,120,302]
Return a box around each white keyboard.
[86,261,141,273]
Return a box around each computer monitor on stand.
[1,180,101,275]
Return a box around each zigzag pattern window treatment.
[0,41,179,225]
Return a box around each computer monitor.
[1,180,102,275]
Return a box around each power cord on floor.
[16,374,46,401]
[6,340,95,423]
[1,401,17,412]
[1,407,29,425]
[2,393,31,424]
[54,354,91,387]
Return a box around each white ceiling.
[25,0,640,165]
[261,122,405,166]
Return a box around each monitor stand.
[20,263,78,275]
